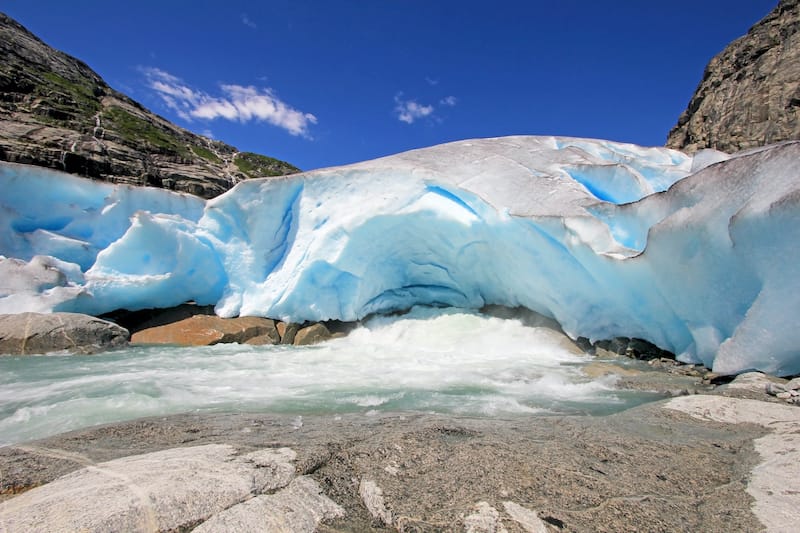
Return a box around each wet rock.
[130,315,278,346]
[0,312,128,355]
[293,323,332,346]
[277,322,301,345]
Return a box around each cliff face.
[0,13,299,198]
[666,0,799,153]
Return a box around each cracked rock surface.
[0,378,795,531]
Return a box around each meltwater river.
[0,308,662,446]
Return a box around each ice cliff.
[1,136,798,375]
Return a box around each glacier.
[1,136,798,376]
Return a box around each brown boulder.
[276,322,301,345]
[293,323,333,346]
[131,315,278,346]
[0,312,129,355]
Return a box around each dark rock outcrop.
[667,0,800,152]
[0,312,129,354]
[0,12,299,198]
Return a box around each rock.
[193,476,344,533]
[0,444,326,532]
[582,362,644,379]
[786,377,800,390]
[502,501,549,533]
[277,322,301,345]
[0,312,128,355]
[0,13,299,199]
[0,402,773,532]
[101,303,216,334]
[667,0,800,152]
[130,315,278,346]
[245,332,281,345]
[626,338,670,360]
[767,382,789,395]
[358,479,393,526]
[594,337,674,360]
[463,502,508,533]
[293,323,333,346]
[665,395,800,531]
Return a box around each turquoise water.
[0,308,661,446]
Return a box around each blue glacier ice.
[1,136,799,376]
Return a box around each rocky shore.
[1,307,799,531]
[1,372,798,531]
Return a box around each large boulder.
[0,444,343,532]
[293,322,333,346]
[130,315,279,346]
[667,0,800,152]
[0,312,129,355]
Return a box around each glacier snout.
[0,136,797,375]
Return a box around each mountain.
[666,0,800,153]
[0,13,299,198]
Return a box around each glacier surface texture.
[1,136,798,376]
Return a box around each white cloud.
[142,67,317,137]
[241,13,257,29]
[393,92,457,124]
[440,95,458,107]
[425,76,439,86]
[394,94,435,124]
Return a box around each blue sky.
[4,1,777,171]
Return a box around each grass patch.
[37,72,101,119]
[105,106,189,156]
[190,145,222,164]
[234,151,300,178]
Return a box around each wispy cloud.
[440,95,458,107]
[394,92,457,124]
[425,76,439,86]
[241,13,257,29]
[394,94,434,124]
[142,67,317,138]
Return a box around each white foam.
[0,310,636,446]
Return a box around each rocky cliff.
[666,0,799,153]
[0,13,299,198]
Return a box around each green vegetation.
[40,72,100,111]
[234,151,300,178]
[35,72,101,124]
[105,106,189,156]
[190,145,222,164]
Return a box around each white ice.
[1,136,797,376]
